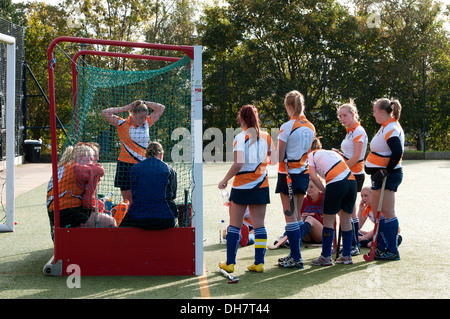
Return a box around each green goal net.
[59,54,193,228]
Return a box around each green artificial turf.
[0,160,449,299]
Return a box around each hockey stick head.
[284,209,294,216]
[363,177,387,262]
[220,268,239,284]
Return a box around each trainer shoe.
[247,263,264,272]
[278,256,304,269]
[335,255,353,265]
[278,254,291,263]
[376,250,400,261]
[374,248,385,260]
[219,262,235,273]
[351,245,360,256]
[311,255,333,266]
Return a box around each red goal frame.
[45,37,202,276]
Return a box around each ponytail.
[310,137,322,151]
[391,99,402,120]
[239,104,260,142]
[284,90,305,117]
[374,98,402,120]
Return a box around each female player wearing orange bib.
[308,138,357,266]
[218,105,275,273]
[276,90,316,269]
[333,99,368,255]
[365,98,404,261]
[102,100,165,203]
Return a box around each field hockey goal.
[0,33,16,233]
[44,37,203,276]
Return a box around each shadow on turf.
[209,245,374,299]
[0,246,205,299]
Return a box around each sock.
[298,220,304,237]
[322,227,334,258]
[301,221,312,240]
[248,233,255,245]
[226,226,240,265]
[342,230,353,257]
[384,217,399,253]
[286,222,302,260]
[254,227,267,265]
[352,218,359,246]
[377,217,387,251]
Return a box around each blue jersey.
[127,157,178,219]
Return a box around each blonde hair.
[73,143,95,163]
[57,142,99,168]
[284,90,305,117]
[374,98,402,120]
[130,100,148,115]
[310,137,322,151]
[361,186,371,193]
[337,98,360,122]
[57,146,74,168]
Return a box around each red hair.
[239,104,260,141]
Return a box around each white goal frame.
[0,33,16,232]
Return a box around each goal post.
[46,37,203,276]
[0,33,16,233]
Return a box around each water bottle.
[104,192,113,213]
[221,188,230,207]
[219,220,226,244]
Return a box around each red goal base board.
[50,227,196,276]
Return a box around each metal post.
[422,57,426,153]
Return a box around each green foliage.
[2,0,449,152]
[199,0,449,150]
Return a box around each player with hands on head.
[218,104,276,274]
[276,90,316,270]
[364,98,404,261]
[101,100,165,203]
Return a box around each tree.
[353,0,450,150]
[199,0,449,150]
[0,0,26,25]
[199,0,367,148]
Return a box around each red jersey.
[301,192,324,224]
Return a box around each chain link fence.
[0,16,25,160]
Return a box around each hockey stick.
[284,158,295,217]
[335,225,342,260]
[94,187,99,228]
[363,177,387,262]
[220,268,239,283]
[183,188,189,227]
[267,235,288,250]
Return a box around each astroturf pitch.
[0,160,448,299]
